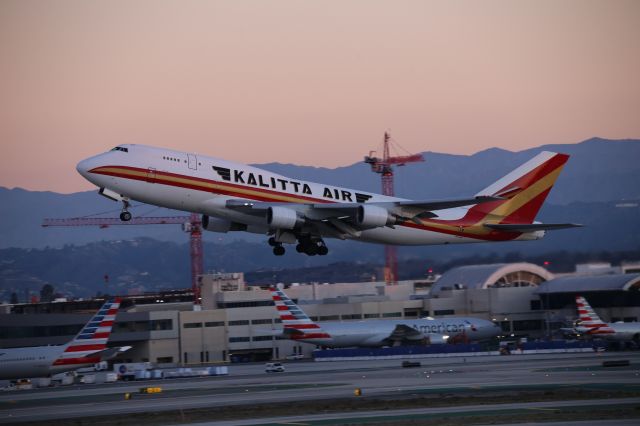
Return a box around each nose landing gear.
[119,200,132,222]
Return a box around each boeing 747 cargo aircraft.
[0,299,124,380]
[270,286,500,347]
[77,145,579,255]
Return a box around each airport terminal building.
[1,264,639,365]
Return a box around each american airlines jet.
[574,295,640,345]
[76,145,579,255]
[0,299,123,380]
[270,286,500,347]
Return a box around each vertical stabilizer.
[54,298,121,366]
[575,295,614,335]
[473,151,570,224]
[270,286,330,341]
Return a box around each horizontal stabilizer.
[282,328,305,336]
[94,346,131,360]
[483,223,583,232]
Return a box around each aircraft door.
[146,168,157,183]
[188,154,198,170]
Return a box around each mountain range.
[1,137,639,300]
[1,137,639,250]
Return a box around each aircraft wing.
[393,196,501,214]
[388,324,450,344]
[224,196,502,229]
[388,324,429,342]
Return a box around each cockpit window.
[110,146,129,153]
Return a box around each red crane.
[42,213,204,308]
[364,132,424,284]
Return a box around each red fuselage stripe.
[291,333,331,339]
[64,344,105,352]
[53,356,101,366]
[90,163,561,242]
[91,166,325,204]
[284,324,320,329]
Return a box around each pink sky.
[1,0,639,193]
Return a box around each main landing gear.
[296,236,328,256]
[268,236,329,256]
[268,237,286,256]
[119,200,132,222]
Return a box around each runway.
[1,351,639,424]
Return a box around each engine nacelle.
[357,205,394,227]
[516,230,546,241]
[425,334,449,345]
[202,215,246,233]
[267,206,304,229]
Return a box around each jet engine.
[357,205,395,227]
[360,333,395,347]
[425,334,449,345]
[202,215,246,233]
[267,206,304,229]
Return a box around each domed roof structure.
[431,263,553,296]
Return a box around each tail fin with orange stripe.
[471,151,581,231]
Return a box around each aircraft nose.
[76,158,91,177]
[76,155,103,180]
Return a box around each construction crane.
[364,132,424,284]
[42,213,204,308]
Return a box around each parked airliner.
[574,295,640,345]
[270,286,500,347]
[0,299,124,380]
[76,145,579,255]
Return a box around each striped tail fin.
[53,298,121,366]
[575,295,615,335]
[473,151,570,224]
[270,286,331,342]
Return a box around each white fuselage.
[597,323,640,342]
[76,145,533,246]
[295,317,501,348]
[0,345,87,380]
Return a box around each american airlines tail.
[53,298,121,367]
[575,295,615,336]
[469,151,574,231]
[270,286,331,343]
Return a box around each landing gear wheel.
[317,245,329,256]
[268,237,277,247]
[305,244,318,256]
[273,245,285,256]
[295,244,304,253]
[119,211,132,222]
